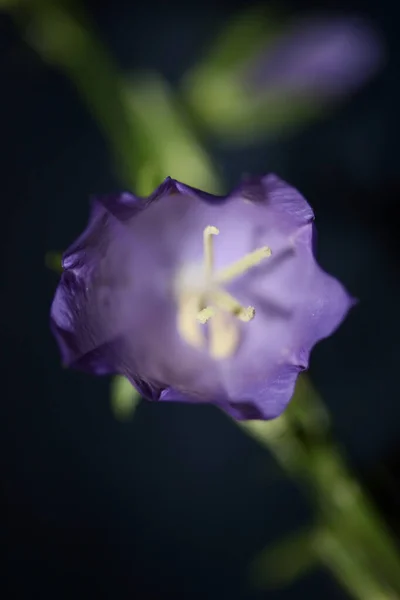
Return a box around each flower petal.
[50,270,120,373]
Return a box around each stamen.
[176,226,271,359]
[197,306,216,324]
[215,246,271,284]
[212,289,255,322]
[203,225,219,280]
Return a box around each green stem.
[316,527,398,600]
[242,376,400,597]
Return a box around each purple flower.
[245,16,384,101]
[51,176,353,420]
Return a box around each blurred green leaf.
[250,529,318,588]
[185,66,322,144]
[196,5,282,72]
[110,376,141,421]
[315,527,398,600]
[0,0,19,9]
[45,251,63,273]
[124,74,221,194]
[13,0,147,188]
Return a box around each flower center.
[176,225,271,359]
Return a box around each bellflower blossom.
[244,16,384,100]
[185,15,384,143]
[51,176,353,420]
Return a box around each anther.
[197,306,216,324]
[238,306,256,322]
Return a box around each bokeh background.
[1,0,400,598]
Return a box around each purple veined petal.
[244,16,385,100]
[50,175,355,420]
[160,362,302,421]
[50,267,124,374]
[219,363,304,421]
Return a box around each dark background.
[1,0,399,598]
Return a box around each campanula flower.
[51,176,353,420]
[245,16,384,100]
[185,14,384,142]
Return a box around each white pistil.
[203,225,219,281]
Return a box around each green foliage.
[250,529,318,588]
[110,376,141,421]
[45,251,63,273]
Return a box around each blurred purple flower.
[51,176,353,420]
[245,16,384,100]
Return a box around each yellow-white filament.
[215,246,271,284]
